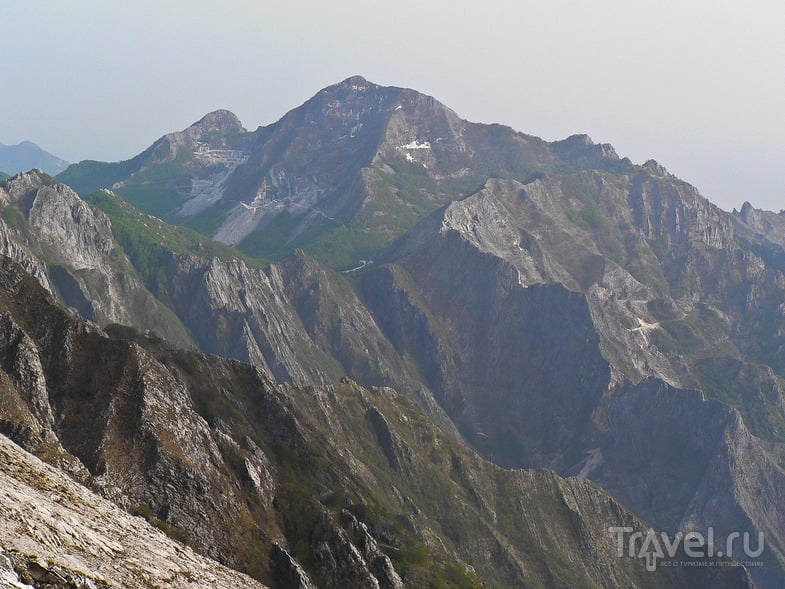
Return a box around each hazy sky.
[2,0,783,211]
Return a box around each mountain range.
[58,76,630,268]
[0,141,69,177]
[1,76,784,587]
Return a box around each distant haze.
[1,0,783,212]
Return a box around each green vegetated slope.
[57,157,144,200]
[84,189,265,288]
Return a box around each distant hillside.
[0,140,69,175]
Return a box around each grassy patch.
[117,182,182,219]
[180,204,227,235]
[693,358,785,443]
[0,203,27,229]
[649,305,737,359]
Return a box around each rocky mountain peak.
[0,142,69,176]
[642,158,671,176]
[141,109,250,167]
[1,169,85,205]
[4,168,53,187]
[552,134,621,162]
[338,74,374,89]
[562,133,595,146]
[309,75,394,115]
[309,75,453,122]
[0,170,55,208]
[189,109,246,134]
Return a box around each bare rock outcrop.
[0,433,266,589]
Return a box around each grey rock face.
[1,548,109,588]
[311,510,385,589]
[366,406,411,471]
[271,544,317,589]
[155,249,457,429]
[0,172,193,348]
[0,221,53,293]
[163,252,334,383]
[339,510,404,589]
[366,170,785,587]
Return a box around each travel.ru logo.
[608,526,765,571]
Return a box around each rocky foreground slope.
[0,256,751,588]
[0,433,267,589]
